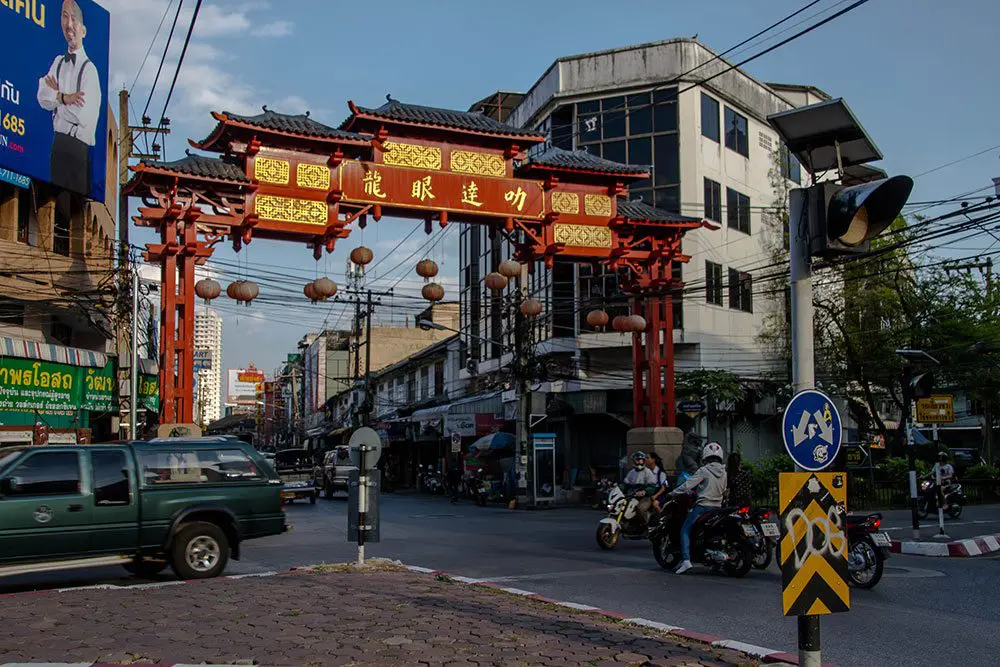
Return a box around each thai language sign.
[0,356,114,417]
[0,0,110,199]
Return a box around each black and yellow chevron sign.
[779,472,850,616]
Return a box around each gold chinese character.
[411,175,435,202]
[461,181,484,208]
[505,186,527,212]
[362,169,387,199]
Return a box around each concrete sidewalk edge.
[890,533,1000,557]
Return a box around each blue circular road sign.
[782,389,842,471]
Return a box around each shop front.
[0,337,117,444]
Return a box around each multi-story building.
[462,39,830,474]
[194,308,223,425]
[0,105,119,443]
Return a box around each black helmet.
[938,451,949,462]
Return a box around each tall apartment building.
[194,308,223,425]
[463,39,834,468]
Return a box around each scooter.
[650,495,756,577]
[918,479,965,519]
[474,468,489,506]
[596,486,651,550]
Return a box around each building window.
[724,107,749,157]
[420,366,430,400]
[17,187,32,244]
[406,372,416,404]
[434,361,444,397]
[705,261,723,306]
[704,178,722,222]
[726,188,751,235]
[729,269,753,313]
[781,145,802,183]
[0,298,25,326]
[701,93,720,142]
[50,318,72,346]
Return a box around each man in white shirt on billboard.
[37,0,101,196]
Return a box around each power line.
[142,0,185,120]
[156,0,202,131]
[129,0,177,95]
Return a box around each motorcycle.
[774,510,891,589]
[596,485,651,550]
[474,468,489,507]
[918,479,965,519]
[649,495,755,577]
[741,506,779,570]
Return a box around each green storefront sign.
[0,357,115,427]
[139,373,160,412]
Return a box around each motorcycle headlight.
[920,481,931,491]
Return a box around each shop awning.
[411,403,450,424]
[0,336,107,368]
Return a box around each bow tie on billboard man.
[36,0,101,196]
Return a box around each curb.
[1,562,798,666]
[404,564,799,665]
[890,533,1000,557]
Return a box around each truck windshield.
[0,446,27,473]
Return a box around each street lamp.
[417,319,512,353]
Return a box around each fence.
[753,477,1000,511]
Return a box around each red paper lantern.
[304,282,321,302]
[586,309,609,328]
[350,246,374,266]
[485,272,508,291]
[416,258,439,279]
[498,259,522,278]
[313,276,338,298]
[194,278,221,303]
[611,315,628,332]
[422,282,445,302]
[227,280,259,306]
[627,314,647,332]
[520,298,543,317]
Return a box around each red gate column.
[175,217,199,423]
[159,219,178,425]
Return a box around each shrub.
[963,463,1000,480]
[746,454,795,501]
[876,456,930,483]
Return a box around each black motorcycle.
[649,495,755,577]
[741,506,779,570]
[774,510,891,589]
[918,479,965,519]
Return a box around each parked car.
[315,446,357,499]
[0,436,287,581]
[274,448,319,504]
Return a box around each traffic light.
[910,371,935,399]
[806,176,913,258]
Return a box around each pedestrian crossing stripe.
[779,472,850,617]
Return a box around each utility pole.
[129,264,140,439]
[363,289,373,427]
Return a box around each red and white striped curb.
[0,664,248,666]
[890,533,1000,557]
[402,564,799,665]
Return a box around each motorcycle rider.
[925,451,956,510]
[669,442,728,574]
[647,452,670,512]
[623,451,658,525]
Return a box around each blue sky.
[103,0,1000,379]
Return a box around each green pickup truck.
[0,436,287,580]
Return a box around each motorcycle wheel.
[947,503,963,519]
[752,541,772,570]
[723,539,753,578]
[596,524,620,550]
[651,534,680,570]
[848,540,884,589]
[917,498,930,520]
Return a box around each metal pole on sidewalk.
[129,264,140,439]
[789,188,820,667]
[902,367,920,539]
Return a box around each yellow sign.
[916,395,954,424]
[779,472,850,616]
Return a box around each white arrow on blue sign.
[782,389,842,471]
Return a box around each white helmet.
[701,442,724,463]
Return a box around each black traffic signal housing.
[806,176,914,258]
[910,371,935,399]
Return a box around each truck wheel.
[123,558,168,578]
[170,521,230,580]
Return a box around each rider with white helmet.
[669,441,728,574]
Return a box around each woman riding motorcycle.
[668,442,728,574]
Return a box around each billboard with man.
[0,0,110,200]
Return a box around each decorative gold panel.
[553,223,612,248]
[255,195,328,225]
[296,163,331,190]
[255,157,290,185]
[550,191,580,215]
[450,150,506,177]
[584,194,612,217]
[382,141,442,170]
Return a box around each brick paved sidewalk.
[0,569,753,666]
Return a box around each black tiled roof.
[142,153,250,184]
[224,109,370,141]
[617,198,703,224]
[524,147,649,176]
[346,99,543,139]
